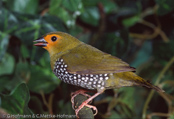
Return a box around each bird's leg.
[75,91,103,118]
[71,89,92,109]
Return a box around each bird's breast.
[53,58,110,90]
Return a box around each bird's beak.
[33,37,48,47]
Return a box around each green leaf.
[82,0,118,11]
[153,39,174,63]
[49,0,62,12]
[130,41,152,67]
[15,61,30,80]
[79,7,100,26]
[58,101,74,115]
[0,76,11,93]
[3,61,30,92]
[21,45,29,58]
[100,0,118,13]
[62,0,83,12]
[122,15,140,27]
[82,0,98,6]
[28,65,60,94]
[156,0,174,15]
[0,8,18,33]
[49,7,71,26]
[49,0,83,27]
[169,113,174,119]
[5,0,39,14]
[42,15,67,32]
[0,83,33,116]
[118,87,136,110]
[0,33,9,61]
[5,76,24,93]
[0,62,30,93]
[0,53,15,76]
[108,111,122,119]
[29,96,45,114]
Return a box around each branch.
[74,94,94,119]
[142,56,174,119]
[147,112,170,119]
[40,91,54,115]
[130,5,169,43]
[130,19,169,43]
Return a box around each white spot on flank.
[78,79,81,82]
[82,77,85,80]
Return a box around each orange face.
[34,34,62,51]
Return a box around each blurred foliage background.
[0,0,174,119]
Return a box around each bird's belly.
[53,58,109,90]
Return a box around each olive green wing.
[61,43,136,74]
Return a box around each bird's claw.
[71,91,102,118]
[71,89,91,110]
[75,103,98,118]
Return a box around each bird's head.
[34,32,81,56]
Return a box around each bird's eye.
[51,36,57,42]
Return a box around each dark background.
[0,0,174,119]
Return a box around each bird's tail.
[131,72,165,92]
[105,72,164,92]
[139,80,164,92]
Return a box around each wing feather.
[61,43,135,74]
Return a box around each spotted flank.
[53,58,109,90]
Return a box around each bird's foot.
[75,103,98,118]
[74,92,102,118]
[71,89,91,110]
